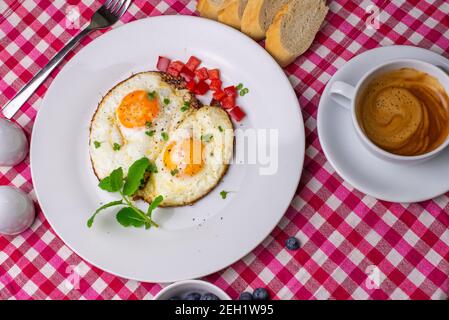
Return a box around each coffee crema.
[357,68,449,156]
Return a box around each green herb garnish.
[113,143,121,151]
[220,190,229,199]
[163,98,170,105]
[94,141,101,149]
[218,126,223,132]
[239,88,249,96]
[87,157,163,230]
[181,101,190,112]
[98,167,123,192]
[148,91,156,100]
[146,130,155,137]
[201,134,213,142]
[238,84,249,96]
[146,121,152,128]
[122,157,151,196]
[161,132,169,141]
[170,169,179,176]
[148,161,158,173]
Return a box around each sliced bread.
[197,0,230,20]
[241,0,289,41]
[266,0,328,67]
[218,0,248,30]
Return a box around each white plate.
[31,16,304,282]
[318,45,449,203]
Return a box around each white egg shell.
[0,186,35,235]
[0,119,28,166]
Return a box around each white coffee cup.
[330,59,449,164]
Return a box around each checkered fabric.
[1,0,448,300]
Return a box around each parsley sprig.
[87,157,163,230]
[220,190,235,199]
[236,83,249,96]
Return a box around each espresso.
[356,68,449,156]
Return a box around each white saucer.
[317,45,449,203]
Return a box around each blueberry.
[285,236,300,250]
[201,293,220,300]
[185,292,202,300]
[168,296,181,300]
[239,292,253,300]
[253,288,269,300]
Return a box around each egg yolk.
[116,90,159,128]
[163,138,205,177]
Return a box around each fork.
[1,0,131,119]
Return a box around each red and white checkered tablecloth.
[1,0,448,300]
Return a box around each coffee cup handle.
[329,81,356,110]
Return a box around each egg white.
[137,106,234,206]
[89,72,194,179]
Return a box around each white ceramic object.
[318,45,449,203]
[329,59,449,164]
[31,16,305,282]
[153,280,231,300]
[0,186,35,235]
[0,119,28,166]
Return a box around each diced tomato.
[156,56,170,72]
[180,65,195,81]
[167,67,179,76]
[195,80,209,95]
[213,90,226,101]
[195,67,209,81]
[208,69,220,80]
[171,60,184,70]
[221,95,236,109]
[167,61,184,76]
[224,86,237,97]
[228,106,246,122]
[186,79,196,92]
[209,79,222,91]
[186,56,201,71]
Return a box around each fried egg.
[89,72,196,179]
[137,106,234,206]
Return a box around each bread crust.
[265,0,328,67]
[197,0,230,20]
[241,0,265,40]
[265,4,292,67]
[218,0,242,30]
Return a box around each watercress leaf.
[147,195,164,217]
[123,157,150,196]
[98,168,123,192]
[87,200,123,228]
[116,207,145,228]
[147,161,158,173]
